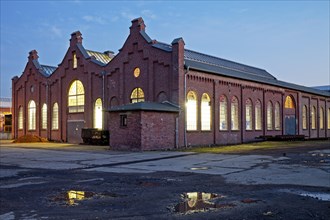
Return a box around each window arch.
[231,96,239,130]
[18,106,23,130]
[41,104,47,129]
[319,107,324,129]
[130,87,145,103]
[94,98,103,129]
[201,93,211,130]
[255,100,262,130]
[275,102,281,130]
[285,96,295,108]
[302,105,307,130]
[311,106,316,129]
[267,101,273,130]
[52,103,59,130]
[245,99,252,130]
[186,91,197,131]
[68,80,84,113]
[219,95,228,130]
[28,100,36,130]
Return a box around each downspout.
[102,70,105,130]
[240,85,243,143]
[184,65,190,148]
[46,82,49,140]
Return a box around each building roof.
[0,97,12,108]
[312,85,330,92]
[32,60,56,77]
[147,32,330,97]
[108,102,180,113]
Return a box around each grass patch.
[182,140,329,154]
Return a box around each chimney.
[70,31,83,47]
[28,50,39,61]
[130,17,146,33]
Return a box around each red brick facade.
[12,17,330,150]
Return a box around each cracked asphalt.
[0,140,329,219]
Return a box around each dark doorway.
[285,115,296,135]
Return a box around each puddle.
[299,192,330,201]
[190,167,209,171]
[51,190,122,206]
[280,189,330,201]
[175,192,234,213]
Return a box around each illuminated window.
[267,101,273,130]
[18,106,23,130]
[285,96,295,108]
[255,100,262,130]
[231,96,239,130]
[275,102,281,130]
[28,100,36,130]
[328,108,330,129]
[73,52,77,69]
[134,67,140,78]
[186,91,197,131]
[130,87,145,103]
[201,93,211,130]
[42,104,47,129]
[68,80,84,113]
[320,107,324,129]
[219,95,228,130]
[302,105,307,130]
[52,103,59,130]
[94,98,103,129]
[245,99,252,130]
[311,106,316,129]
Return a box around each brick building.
[12,17,330,150]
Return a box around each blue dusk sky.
[1,0,329,98]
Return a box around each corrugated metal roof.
[86,49,112,65]
[184,49,276,80]
[41,65,57,76]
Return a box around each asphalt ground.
[0,140,329,219]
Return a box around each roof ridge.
[85,48,107,54]
[40,64,57,68]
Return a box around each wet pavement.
[0,140,329,219]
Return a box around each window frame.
[68,80,85,113]
[201,93,211,131]
[52,102,59,130]
[28,100,36,130]
[245,99,252,131]
[219,95,228,131]
[130,87,145,103]
[41,103,47,129]
[186,91,197,131]
[231,96,239,131]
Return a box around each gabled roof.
[108,102,180,113]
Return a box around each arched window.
[68,80,84,113]
[285,96,295,108]
[219,95,228,131]
[275,102,281,130]
[52,103,59,130]
[267,101,273,130]
[328,108,330,129]
[94,98,103,129]
[231,96,239,130]
[302,105,307,130]
[130,87,145,103]
[186,91,197,131]
[245,99,252,130]
[311,106,316,129]
[319,107,324,129]
[28,100,36,130]
[73,52,77,69]
[255,100,262,130]
[201,93,211,131]
[18,106,23,130]
[41,104,47,129]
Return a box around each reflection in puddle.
[175,192,234,213]
[51,190,121,206]
[67,190,94,205]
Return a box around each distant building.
[0,97,12,139]
[312,85,330,92]
[11,17,330,150]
